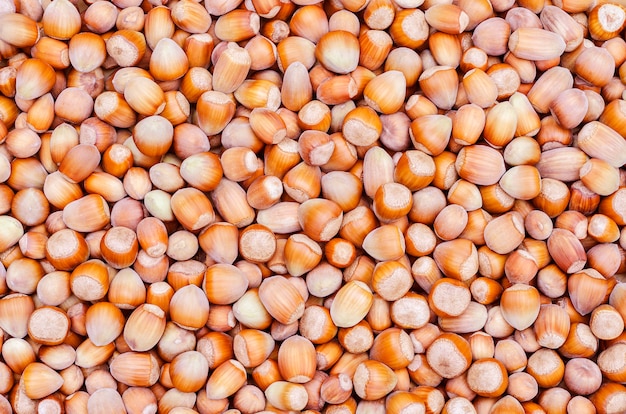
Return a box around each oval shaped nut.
[169,284,210,330]
[124,76,164,116]
[462,68,498,109]
[236,76,275,110]
[15,58,56,101]
[455,145,506,186]
[409,114,452,157]
[509,92,541,137]
[0,294,34,339]
[5,128,41,160]
[277,36,316,72]
[508,28,566,61]
[540,5,584,52]
[196,91,236,136]
[353,360,397,401]
[569,269,610,316]
[211,178,256,228]
[363,145,394,198]
[317,73,349,113]
[277,335,316,383]
[0,13,40,48]
[342,106,383,148]
[577,121,626,168]
[424,4,469,34]
[132,115,173,157]
[340,206,379,248]
[22,362,64,400]
[84,302,125,347]
[433,238,478,282]
[0,215,24,252]
[214,9,259,41]
[282,161,322,203]
[499,165,542,200]
[527,66,574,114]
[483,211,525,255]
[233,329,275,368]
[256,202,302,234]
[205,359,247,400]
[362,224,406,262]
[574,46,614,88]
[284,233,323,277]
[203,263,249,305]
[123,303,167,352]
[394,150,435,191]
[472,17,511,56]
[373,182,413,223]
[62,194,111,233]
[249,107,287,145]
[550,88,588,129]
[298,198,343,242]
[42,0,81,40]
[389,9,429,49]
[330,280,374,328]
[533,303,571,349]
[446,185,479,219]
[170,187,215,232]
[282,62,313,112]
[169,350,210,393]
[315,30,360,74]
[369,328,414,370]
[418,66,459,111]
[547,228,587,274]
[363,70,406,114]
[484,101,518,148]
[536,146,589,182]
[232,289,273,330]
[452,103,485,146]
[504,136,541,166]
[500,284,541,331]
[212,44,251,94]
[58,144,101,184]
[587,243,621,279]
[580,158,620,196]
[198,222,239,264]
[321,171,363,212]
[258,275,305,325]
[109,352,160,387]
[150,38,189,82]
[265,381,308,411]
